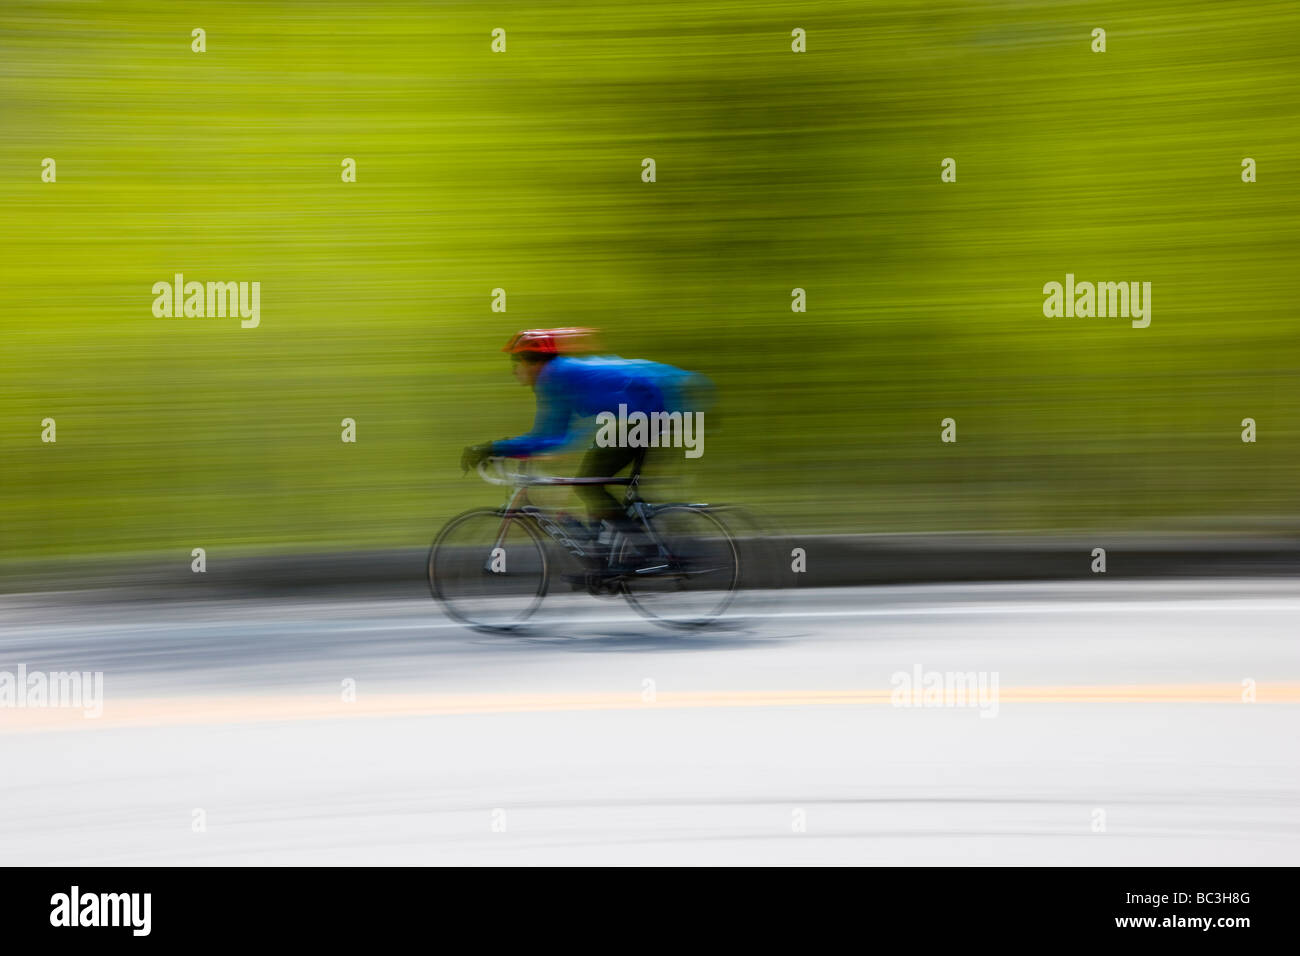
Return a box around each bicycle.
[428,454,740,632]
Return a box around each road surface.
[1,579,1297,865]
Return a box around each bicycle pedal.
[562,569,610,591]
[590,568,631,594]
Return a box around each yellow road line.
[1,682,1298,733]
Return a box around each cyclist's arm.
[489,383,577,457]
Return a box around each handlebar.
[475,457,633,487]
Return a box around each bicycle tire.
[618,504,739,629]
[428,509,549,632]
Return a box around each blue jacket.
[491,355,711,457]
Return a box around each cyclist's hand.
[460,443,494,474]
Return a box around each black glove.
[460,443,495,474]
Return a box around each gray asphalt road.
[1,580,1298,865]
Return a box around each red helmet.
[501,327,598,355]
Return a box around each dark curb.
[4,534,1298,602]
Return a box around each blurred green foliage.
[3,0,1299,560]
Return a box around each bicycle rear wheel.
[618,505,739,629]
[429,509,548,631]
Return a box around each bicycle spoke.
[429,511,548,631]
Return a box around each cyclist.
[461,328,711,559]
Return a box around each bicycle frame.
[476,456,660,567]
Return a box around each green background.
[3,0,1298,561]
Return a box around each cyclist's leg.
[575,442,639,535]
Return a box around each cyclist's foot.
[562,568,624,595]
[563,569,600,590]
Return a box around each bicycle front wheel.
[619,505,739,629]
[428,509,548,632]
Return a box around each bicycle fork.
[481,488,527,574]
